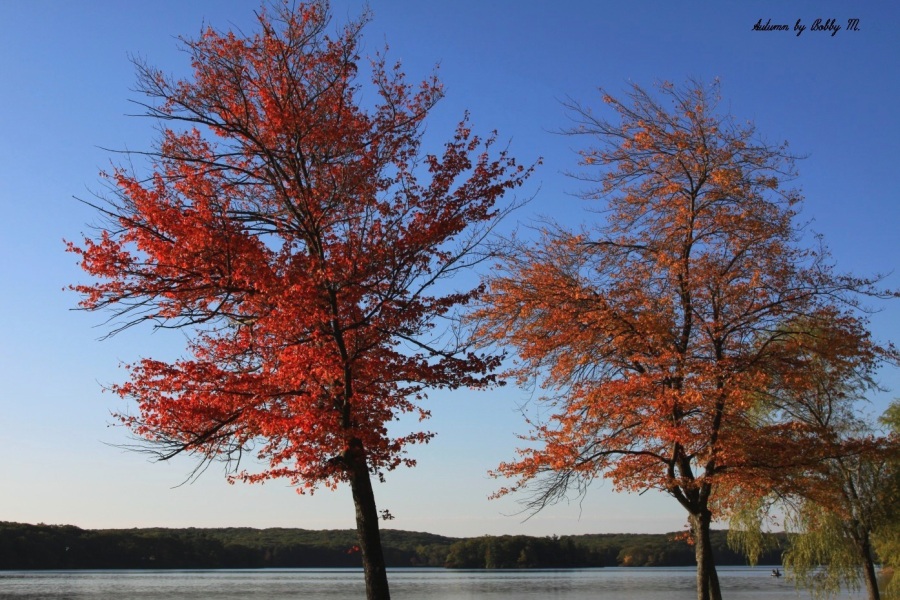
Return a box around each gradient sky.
[1,1,898,539]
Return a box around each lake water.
[0,567,856,599]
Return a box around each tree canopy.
[471,79,897,600]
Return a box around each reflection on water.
[0,567,855,599]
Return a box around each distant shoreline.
[0,522,783,570]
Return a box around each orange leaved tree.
[471,80,895,600]
[67,3,531,598]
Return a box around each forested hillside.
[443,531,783,568]
[0,522,784,569]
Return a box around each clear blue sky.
[1,1,898,538]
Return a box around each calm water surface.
[0,567,856,599]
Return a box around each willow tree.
[724,316,900,600]
[67,3,532,598]
[472,80,895,600]
[731,424,897,600]
[772,325,895,600]
[875,401,900,599]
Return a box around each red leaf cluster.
[68,1,533,493]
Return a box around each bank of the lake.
[0,567,857,599]
[0,522,783,570]
[0,522,781,570]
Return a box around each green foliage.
[874,399,900,599]
[0,522,455,569]
[727,502,783,567]
[444,535,595,569]
[442,530,779,569]
[879,400,900,433]
[775,398,900,600]
[0,523,786,570]
[874,525,900,599]
[782,506,865,599]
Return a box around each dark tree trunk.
[347,440,391,600]
[691,511,723,600]
[859,535,881,600]
[862,560,882,600]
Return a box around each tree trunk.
[691,511,723,600]
[347,440,391,600]
[859,536,881,600]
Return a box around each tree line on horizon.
[63,0,900,599]
[0,522,782,570]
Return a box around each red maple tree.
[471,80,896,600]
[68,3,532,598]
